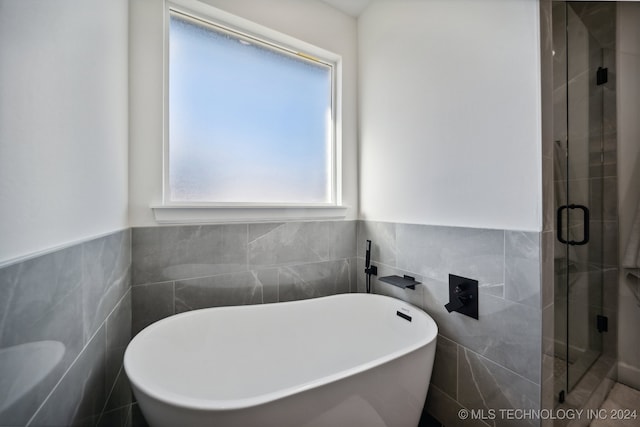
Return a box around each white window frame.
[153,0,346,223]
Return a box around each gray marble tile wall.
[0,229,132,427]
[357,220,544,427]
[131,221,357,335]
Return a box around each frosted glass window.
[168,11,334,204]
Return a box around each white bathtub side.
[125,293,438,427]
[134,339,436,427]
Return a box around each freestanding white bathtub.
[124,293,438,427]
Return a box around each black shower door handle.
[557,204,590,245]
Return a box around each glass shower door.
[554,1,610,401]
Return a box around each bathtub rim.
[124,293,438,412]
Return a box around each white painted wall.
[129,0,359,226]
[617,1,640,391]
[358,0,542,231]
[0,0,129,265]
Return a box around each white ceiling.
[318,0,373,17]
[319,0,624,18]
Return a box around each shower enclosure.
[552,1,618,402]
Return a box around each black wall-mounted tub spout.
[379,275,420,290]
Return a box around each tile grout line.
[97,364,126,425]
[100,401,133,417]
[456,341,460,403]
[133,258,359,289]
[0,228,130,270]
[463,347,493,425]
[26,287,132,426]
[428,384,492,427]
[361,255,532,307]
[503,230,507,301]
[392,222,398,269]
[462,343,542,387]
[245,223,250,276]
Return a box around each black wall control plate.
[448,274,479,320]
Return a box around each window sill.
[151,204,348,224]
